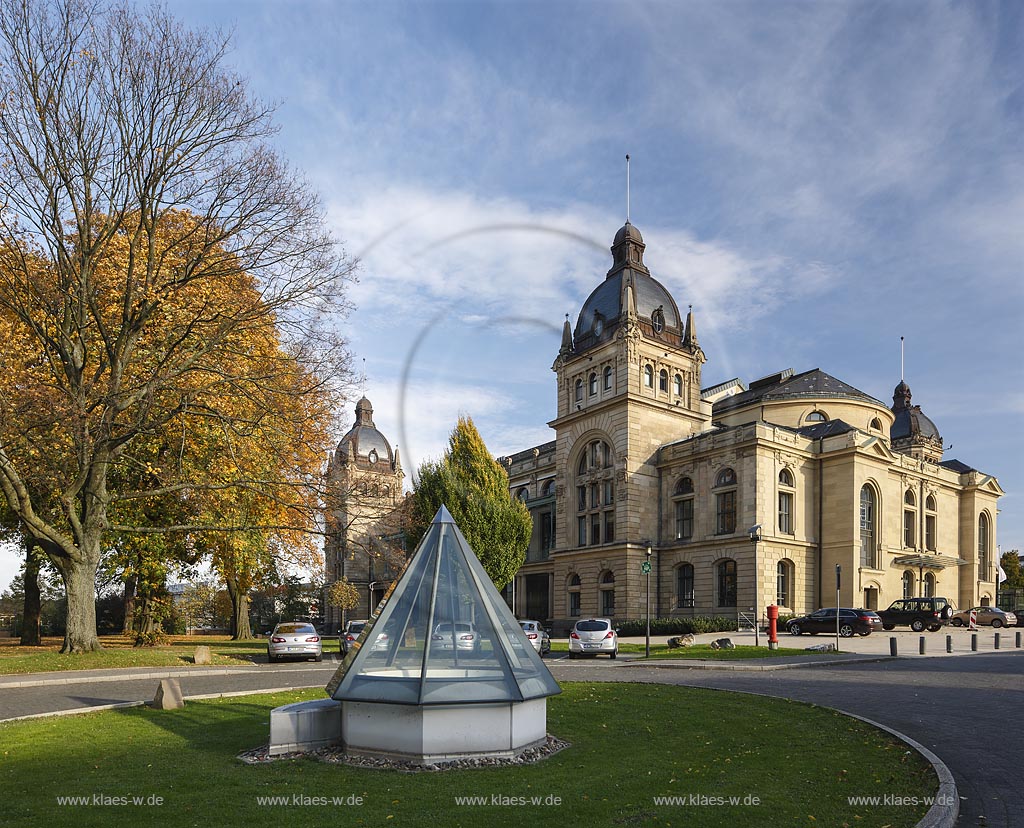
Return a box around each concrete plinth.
[269,699,342,756]
[341,698,547,764]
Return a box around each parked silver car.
[519,620,551,655]
[950,607,1018,628]
[568,617,617,659]
[267,622,322,663]
[430,622,482,653]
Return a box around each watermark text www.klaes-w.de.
[454,794,562,806]
[848,794,955,807]
[56,794,164,806]
[652,794,761,807]
[255,794,364,807]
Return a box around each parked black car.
[876,597,953,632]
[786,608,883,637]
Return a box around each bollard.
[946,635,952,653]
[919,636,926,655]
[971,633,978,651]
[889,636,897,657]
[1017,631,1022,649]
[994,632,1000,650]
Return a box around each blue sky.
[2,0,1022,589]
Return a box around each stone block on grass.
[152,678,184,710]
[709,638,735,650]
[193,645,212,665]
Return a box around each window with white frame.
[778,469,794,535]
[673,476,694,540]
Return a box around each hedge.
[615,616,739,636]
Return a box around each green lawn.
[0,683,935,828]
[0,636,274,675]
[550,641,841,660]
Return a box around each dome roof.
[336,397,394,468]
[572,222,683,352]
[613,221,644,246]
[890,381,942,450]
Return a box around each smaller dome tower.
[890,380,943,462]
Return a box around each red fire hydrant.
[767,604,779,651]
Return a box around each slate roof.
[939,459,975,474]
[713,368,883,415]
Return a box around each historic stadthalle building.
[500,221,1003,633]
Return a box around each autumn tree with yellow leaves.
[0,0,354,652]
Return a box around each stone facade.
[324,397,406,627]
[500,223,1004,634]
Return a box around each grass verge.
[0,636,275,675]
[0,683,935,828]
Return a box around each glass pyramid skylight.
[326,505,561,706]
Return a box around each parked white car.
[568,617,617,659]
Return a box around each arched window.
[714,468,737,535]
[516,487,530,502]
[903,489,917,549]
[588,372,598,396]
[673,477,694,540]
[805,410,828,423]
[925,495,936,551]
[923,573,936,598]
[902,570,915,599]
[574,379,583,404]
[603,365,613,392]
[869,417,883,431]
[659,368,669,393]
[676,563,694,609]
[541,479,555,497]
[575,439,615,547]
[673,373,683,397]
[567,573,581,617]
[778,469,794,535]
[776,560,794,608]
[860,485,877,568]
[716,559,737,607]
[978,513,990,580]
[599,570,615,616]
[643,364,654,388]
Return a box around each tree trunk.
[20,547,41,646]
[56,559,102,653]
[225,577,253,640]
[122,573,137,635]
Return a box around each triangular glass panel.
[326,505,561,706]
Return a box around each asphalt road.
[2,651,1021,827]
[555,651,1024,828]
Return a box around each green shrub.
[615,616,738,636]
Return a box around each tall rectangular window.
[591,514,601,546]
[577,516,586,547]
[676,564,694,609]
[716,491,736,535]
[778,491,793,535]
[569,590,581,617]
[603,510,615,543]
[675,499,693,540]
[903,510,916,548]
[925,514,935,551]
[540,512,554,552]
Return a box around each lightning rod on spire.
[900,336,904,381]
[625,154,630,223]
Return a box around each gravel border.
[238,734,570,771]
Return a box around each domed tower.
[549,221,712,584]
[324,397,405,627]
[890,380,943,462]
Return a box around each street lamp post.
[644,542,653,658]
[748,525,762,647]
